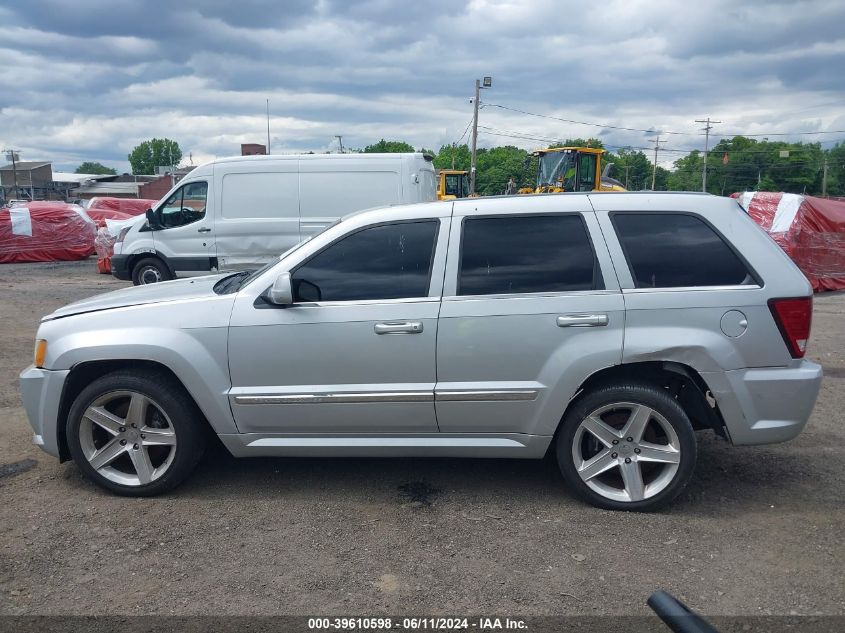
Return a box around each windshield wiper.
[213,270,251,295]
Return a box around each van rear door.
[214,160,300,270]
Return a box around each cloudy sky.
[1,0,844,173]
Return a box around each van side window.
[159,182,208,228]
[612,213,752,288]
[458,214,603,296]
[291,220,438,302]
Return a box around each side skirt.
[216,433,552,459]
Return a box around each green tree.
[475,145,534,196]
[75,161,116,175]
[433,144,471,171]
[824,142,845,196]
[607,149,653,191]
[667,150,705,191]
[128,138,183,175]
[362,139,416,153]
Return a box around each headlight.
[34,339,47,368]
[116,227,131,243]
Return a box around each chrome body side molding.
[233,388,540,405]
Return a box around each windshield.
[538,152,577,190]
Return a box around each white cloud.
[0,0,843,173]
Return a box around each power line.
[476,125,845,158]
[484,103,687,135]
[454,115,475,145]
[482,102,845,139]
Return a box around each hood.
[46,274,228,320]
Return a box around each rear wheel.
[556,383,697,511]
[132,257,171,285]
[66,371,206,496]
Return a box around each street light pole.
[469,76,492,195]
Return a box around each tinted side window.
[612,213,751,288]
[292,221,438,302]
[459,214,603,295]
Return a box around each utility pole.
[469,76,492,195]
[335,135,344,154]
[266,99,271,154]
[822,159,829,197]
[649,136,666,190]
[695,117,721,192]
[3,149,20,199]
[624,164,630,190]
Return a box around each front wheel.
[132,257,171,285]
[66,371,206,496]
[556,383,697,511]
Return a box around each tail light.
[768,297,812,358]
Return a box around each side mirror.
[267,272,293,305]
[145,208,160,229]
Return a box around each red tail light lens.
[768,297,812,359]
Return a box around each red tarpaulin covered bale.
[735,191,845,292]
[86,209,133,226]
[0,202,97,264]
[86,197,158,215]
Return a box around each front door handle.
[374,321,424,335]
[197,227,212,233]
[557,314,609,327]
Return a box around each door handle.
[197,227,211,233]
[374,321,424,335]
[557,314,609,327]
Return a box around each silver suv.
[19,192,822,511]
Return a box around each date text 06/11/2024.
[306,617,528,630]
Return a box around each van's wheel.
[132,257,171,285]
[66,370,206,497]
[556,383,697,511]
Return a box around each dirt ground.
[0,259,843,617]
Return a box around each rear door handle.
[197,227,212,233]
[374,321,424,335]
[557,314,609,327]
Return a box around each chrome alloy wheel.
[571,402,681,503]
[78,391,177,486]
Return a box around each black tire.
[66,370,206,497]
[556,382,697,512]
[131,256,172,285]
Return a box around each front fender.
[47,326,238,434]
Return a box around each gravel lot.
[0,259,843,618]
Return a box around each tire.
[556,382,697,512]
[66,370,206,497]
[132,257,171,285]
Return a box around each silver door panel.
[436,200,624,437]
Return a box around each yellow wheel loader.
[436,170,470,200]
[518,147,626,194]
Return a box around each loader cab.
[535,147,603,193]
[437,170,469,200]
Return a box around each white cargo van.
[112,153,437,284]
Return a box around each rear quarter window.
[611,212,753,288]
